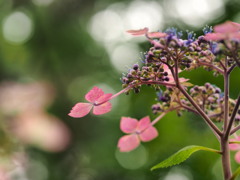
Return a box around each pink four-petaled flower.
[118,116,158,152]
[229,136,240,163]
[68,86,112,118]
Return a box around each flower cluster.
[69,21,240,158]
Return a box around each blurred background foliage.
[0,0,239,179]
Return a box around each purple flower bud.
[133,64,139,70]
[215,88,221,94]
[196,47,202,52]
[127,74,133,78]
[194,86,199,91]
[205,83,210,89]
[189,47,194,52]
[163,72,168,76]
[164,77,170,81]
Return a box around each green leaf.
[230,167,240,180]
[151,145,220,171]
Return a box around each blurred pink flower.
[229,136,240,163]
[69,86,112,118]
[0,82,54,115]
[204,21,240,41]
[118,116,158,152]
[12,111,71,152]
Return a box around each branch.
[198,61,224,74]
[181,104,199,115]
[231,125,240,135]
[227,64,236,74]
[173,59,222,137]
[223,68,230,135]
[228,95,240,135]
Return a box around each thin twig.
[227,64,237,74]
[226,95,240,137]
[173,59,222,137]
[198,61,224,74]
[223,68,230,134]
[231,125,240,135]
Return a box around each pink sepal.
[214,21,240,33]
[137,116,151,132]
[204,33,226,41]
[120,117,138,134]
[68,103,92,118]
[85,86,104,103]
[93,101,112,115]
[148,32,167,38]
[117,134,140,152]
[127,28,149,36]
[229,137,240,150]
[140,126,158,142]
[95,93,112,104]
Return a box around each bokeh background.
[0,0,240,179]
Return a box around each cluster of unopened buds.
[69,20,240,180]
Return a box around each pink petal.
[117,134,140,152]
[204,33,226,41]
[85,86,104,103]
[179,78,189,82]
[235,151,240,164]
[92,102,112,115]
[127,27,149,36]
[229,143,239,151]
[232,32,240,40]
[150,40,164,49]
[137,116,151,132]
[214,21,240,33]
[95,93,112,104]
[120,117,138,133]
[229,138,240,151]
[148,32,167,38]
[68,103,92,118]
[139,126,158,142]
[168,75,175,83]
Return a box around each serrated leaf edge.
[151,145,220,171]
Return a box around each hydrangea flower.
[204,21,240,41]
[118,116,158,152]
[69,86,112,118]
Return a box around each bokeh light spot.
[110,43,140,72]
[115,145,148,170]
[124,1,163,30]
[168,0,224,27]
[2,11,33,44]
